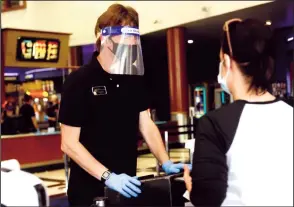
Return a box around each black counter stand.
[104,173,186,206]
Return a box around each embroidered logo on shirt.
[92,86,107,96]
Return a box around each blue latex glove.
[44,115,49,121]
[162,160,192,175]
[105,173,142,198]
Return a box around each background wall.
[272,27,294,82]
[139,36,221,121]
[2,1,271,46]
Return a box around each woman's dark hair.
[221,18,274,93]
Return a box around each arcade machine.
[214,88,233,109]
[185,85,209,165]
[193,85,207,119]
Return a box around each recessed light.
[187,40,194,44]
[287,37,293,42]
[265,20,271,26]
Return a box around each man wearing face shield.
[58,4,191,206]
[99,26,144,76]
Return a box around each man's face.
[110,35,138,45]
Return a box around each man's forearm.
[141,121,169,164]
[61,141,108,180]
[48,116,57,121]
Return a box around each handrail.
[63,154,69,189]
[158,124,194,129]
[155,128,194,175]
[164,130,194,136]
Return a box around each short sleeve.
[137,79,150,112]
[58,71,85,127]
[190,115,228,206]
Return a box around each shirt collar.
[90,51,99,66]
[89,51,112,78]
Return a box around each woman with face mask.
[183,19,293,206]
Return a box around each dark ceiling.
[143,0,293,40]
[140,1,293,120]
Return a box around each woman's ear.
[223,53,231,70]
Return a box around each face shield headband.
[100,26,144,76]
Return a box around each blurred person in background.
[1,104,18,135]
[46,95,59,128]
[19,94,39,133]
[1,107,4,124]
[45,102,56,128]
[58,3,190,206]
[184,18,293,206]
[2,95,16,114]
[50,94,59,110]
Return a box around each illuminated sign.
[26,90,49,98]
[4,73,19,81]
[16,36,60,62]
[25,74,34,80]
[4,76,18,81]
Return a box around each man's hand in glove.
[162,160,192,175]
[105,173,142,198]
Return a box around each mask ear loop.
[96,33,102,53]
[224,63,230,80]
[107,37,116,54]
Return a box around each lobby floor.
[34,148,190,197]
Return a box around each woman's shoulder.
[205,101,247,124]
[196,101,247,147]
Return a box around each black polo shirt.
[19,103,36,133]
[58,51,149,204]
[190,99,293,206]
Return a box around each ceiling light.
[4,73,19,77]
[287,37,293,42]
[187,40,194,44]
[265,20,271,26]
[25,68,56,75]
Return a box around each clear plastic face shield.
[100,26,144,76]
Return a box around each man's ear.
[223,53,231,70]
[96,32,101,39]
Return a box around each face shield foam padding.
[100,26,144,76]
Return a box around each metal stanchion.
[155,131,169,176]
[150,109,161,176]
[164,131,169,156]
[156,160,160,176]
[189,107,195,140]
[63,154,69,190]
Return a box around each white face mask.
[217,61,231,94]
